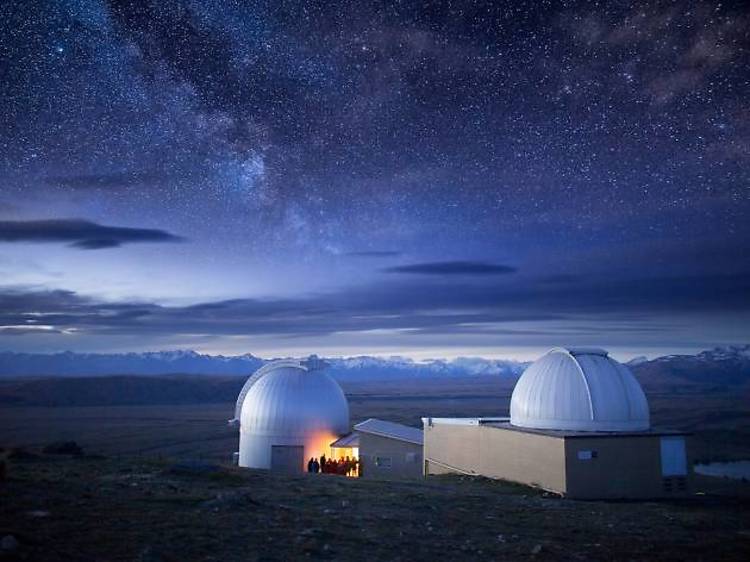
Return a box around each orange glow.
[302,431,339,469]
[329,445,360,477]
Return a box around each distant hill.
[630,345,750,390]
[0,374,245,407]
[0,350,526,380]
[327,355,526,380]
[0,346,748,407]
[0,350,263,377]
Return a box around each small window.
[374,456,392,469]
[577,450,597,461]
[405,452,418,464]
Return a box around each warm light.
[328,444,360,477]
[306,431,339,462]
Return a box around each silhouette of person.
[307,458,314,473]
[312,459,320,473]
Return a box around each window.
[374,455,392,469]
[405,452,418,464]
[577,450,597,460]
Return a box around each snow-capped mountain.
[626,356,649,366]
[325,355,527,380]
[0,350,526,379]
[674,345,750,363]
[631,345,750,388]
[0,350,263,377]
[0,346,748,386]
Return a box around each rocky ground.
[1,452,749,561]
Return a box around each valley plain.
[1,376,749,463]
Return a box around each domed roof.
[510,348,649,432]
[239,360,349,437]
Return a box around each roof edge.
[354,418,424,445]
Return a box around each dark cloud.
[1,272,747,341]
[70,239,124,250]
[384,261,517,275]
[0,220,184,250]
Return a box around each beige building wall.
[425,422,691,499]
[423,422,567,494]
[478,426,567,493]
[358,433,422,479]
[564,435,690,499]
[422,423,482,475]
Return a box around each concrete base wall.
[423,423,567,494]
[564,435,689,499]
[358,433,422,479]
[424,422,691,499]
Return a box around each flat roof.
[423,417,689,438]
[422,417,509,426]
[354,418,423,445]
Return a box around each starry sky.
[0,0,748,360]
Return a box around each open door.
[660,436,687,476]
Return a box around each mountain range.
[0,346,748,408]
[0,345,748,386]
[0,349,527,379]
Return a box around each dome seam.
[565,350,595,421]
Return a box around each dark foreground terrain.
[1,453,749,562]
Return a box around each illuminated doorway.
[329,433,360,477]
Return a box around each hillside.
[0,374,245,407]
[1,454,748,561]
[632,346,750,390]
[0,350,526,379]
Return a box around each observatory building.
[423,348,691,499]
[232,357,350,473]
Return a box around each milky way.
[0,1,748,358]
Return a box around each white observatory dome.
[238,359,349,471]
[510,348,649,432]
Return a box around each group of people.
[307,454,358,477]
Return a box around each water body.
[694,461,750,480]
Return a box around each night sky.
[0,0,748,360]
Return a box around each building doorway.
[271,445,305,474]
[329,433,360,477]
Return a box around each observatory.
[510,347,650,432]
[423,347,691,499]
[232,357,349,473]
